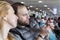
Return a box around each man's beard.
[18,21,29,26]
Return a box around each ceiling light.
[21,2,25,4]
[53,8,57,14]
[40,10,42,11]
[47,8,50,9]
[38,1,42,3]
[44,5,47,7]
[36,8,38,10]
[30,6,33,7]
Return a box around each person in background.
[56,17,60,29]
[37,18,56,40]
[30,14,41,30]
[54,17,60,40]
[47,18,56,40]
[0,1,18,40]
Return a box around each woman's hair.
[0,1,10,29]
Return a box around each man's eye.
[23,15,25,16]
[23,14,27,16]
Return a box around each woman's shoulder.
[8,32,15,40]
[8,32,22,40]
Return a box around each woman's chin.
[12,24,17,28]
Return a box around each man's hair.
[12,2,26,14]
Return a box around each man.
[10,2,38,40]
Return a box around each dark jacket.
[10,24,39,40]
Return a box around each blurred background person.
[37,18,56,40]
[54,17,60,40]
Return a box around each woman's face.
[6,5,18,28]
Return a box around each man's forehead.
[18,6,28,14]
[18,6,26,9]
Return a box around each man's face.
[17,6,30,25]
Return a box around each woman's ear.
[3,16,7,21]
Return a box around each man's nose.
[27,15,30,19]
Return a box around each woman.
[0,1,18,40]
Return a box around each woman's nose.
[16,16,18,19]
[15,15,18,19]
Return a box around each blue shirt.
[49,30,56,40]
